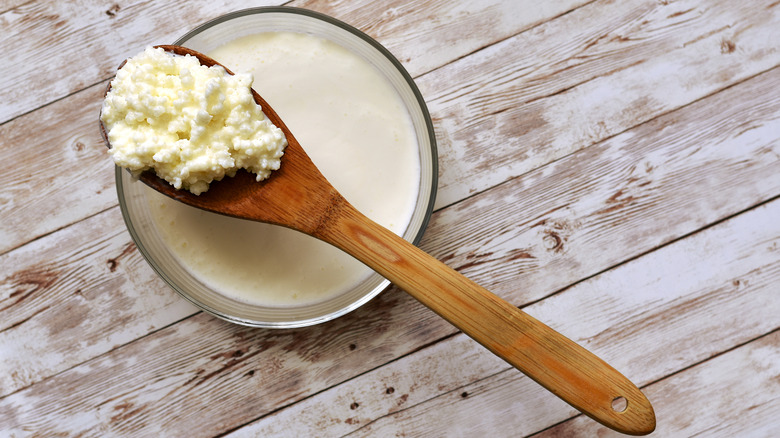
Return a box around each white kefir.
[145,32,420,307]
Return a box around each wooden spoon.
[103,45,656,435]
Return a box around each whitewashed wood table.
[2,1,779,436]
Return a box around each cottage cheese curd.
[101,46,286,195]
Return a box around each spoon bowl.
[103,45,656,435]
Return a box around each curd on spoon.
[101,46,287,195]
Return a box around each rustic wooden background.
[1,0,779,436]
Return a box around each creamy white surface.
[102,47,286,195]
[146,32,420,306]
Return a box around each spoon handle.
[315,203,655,436]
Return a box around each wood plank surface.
[237,198,779,437]
[3,45,777,401]
[2,44,779,438]
[0,206,197,395]
[422,63,780,305]
[0,83,114,254]
[2,164,777,436]
[0,0,585,124]
[2,0,776,253]
[424,0,780,207]
[534,329,780,437]
[1,0,779,436]
[0,0,277,123]
[293,0,590,77]
[0,0,586,254]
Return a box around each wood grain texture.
[422,0,780,208]
[226,197,780,437]
[2,47,778,437]
[534,329,780,437]
[0,291,449,436]
[1,0,779,436]
[3,28,779,419]
[0,0,280,124]
[0,83,114,255]
[0,207,197,396]
[0,0,585,124]
[422,63,780,306]
[319,205,655,435]
[293,0,590,76]
[0,0,590,255]
[356,200,780,437]
[134,46,653,434]
[2,0,775,255]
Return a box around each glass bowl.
[115,6,437,328]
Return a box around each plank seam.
[0,78,110,128]
[0,308,202,401]
[212,328,464,438]
[411,0,601,80]
[0,202,119,258]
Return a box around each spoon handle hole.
[612,396,629,412]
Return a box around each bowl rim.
[115,6,438,328]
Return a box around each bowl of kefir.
[115,7,437,328]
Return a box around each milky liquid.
[145,32,421,307]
